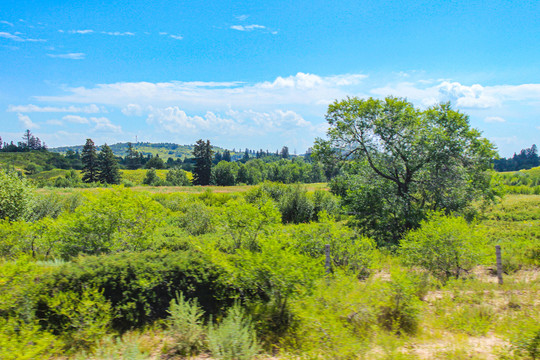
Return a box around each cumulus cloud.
[34,72,368,111]
[146,106,316,139]
[17,113,40,129]
[63,115,89,124]
[0,31,45,42]
[8,104,100,113]
[90,117,122,133]
[437,82,499,109]
[121,104,143,116]
[47,53,85,60]
[484,116,506,123]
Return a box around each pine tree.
[81,139,99,183]
[193,139,213,185]
[126,142,141,169]
[97,144,121,184]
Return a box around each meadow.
[0,177,538,359]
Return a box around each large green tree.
[315,96,497,245]
[192,139,213,186]
[97,144,121,184]
[81,139,99,183]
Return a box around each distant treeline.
[494,144,539,172]
[0,130,47,152]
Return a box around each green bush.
[56,188,166,257]
[176,201,215,236]
[207,304,260,360]
[279,185,314,224]
[399,212,487,282]
[0,318,62,360]
[0,169,34,221]
[39,250,236,331]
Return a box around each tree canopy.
[193,139,213,186]
[315,96,497,245]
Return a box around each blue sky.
[1,0,539,156]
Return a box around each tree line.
[493,144,539,172]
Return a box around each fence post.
[495,245,503,285]
[325,244,332,274]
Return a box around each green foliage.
[166,292,205,356]
[193,139,213,185]
[97,144,121,184]
[218,197,280,252]
[81,138,98,183]
[176,201,215,236]
[213,160,239,186]
[57,187,165,257]
[207,304,260,360]
[400,212,487,282]
[279,184,314,223]
[73,334,149,360]
[317,96,497,244]
[142,168,162,186]
[0,318,62,360]
[166,167,191,186]
[0,169,34,221]
[40,250,235,331]
[43,286,112,350]
[286,213,377,277]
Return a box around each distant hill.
[51,142,243,160]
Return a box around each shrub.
[166,292,205,356]
[57,188,166,257]
[0,318,62,360]
[39,250,235,331]
[43,287,112,350]
[166,167,191,186]
[176,201,214,235]
[0,169,34,221]
[399,212,487,282]
[207,304,259,360]
[279,185,314,224]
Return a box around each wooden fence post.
[495,245,503,285]
[325,244,332,274]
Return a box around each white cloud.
[484,116,506,123]
[121,104,143,116]
[68,29,94,34]
[63,115,89,124]
[230,24,266,31]
[0,31,45,42]
[47,53,85,60]
[235,15,249,21]
[437,82,499,109]
[8,104,100,113]
[169,34,183,40]
[34,73,367,111]
[17,113,40,129]
[159,32,168,35]
[101,31,135,36]
[0,20,14,27]
[90,117,122,133]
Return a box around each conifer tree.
[81,138,99,183]
[97,144,121,184]
[192,139,213,185]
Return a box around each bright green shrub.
[286,213,377,278]
[176,201,215,236]
[39,250,236,331]
[399,212,487,282]
[218,197,280,252]
[44,287,112,350]
[207,304,260,360]
[57,187,166,257]
[0,318,62,360]
[166,167,191,186]
[0,170,34,221]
